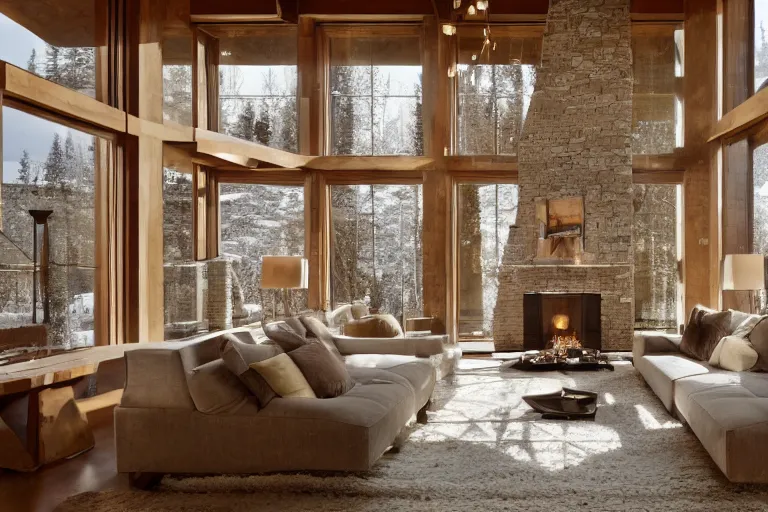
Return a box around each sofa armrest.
[633,331,683,361]
[332,334,447,357]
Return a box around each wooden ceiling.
[0,0,687,49]
[192,0,685,22]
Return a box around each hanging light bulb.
[442,24,457,36]
[477,0,488,10]
[453,0,462,8]
[467,4,477,15]
[471,53,478,61]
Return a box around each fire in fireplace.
[523,293,601,351]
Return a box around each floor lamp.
[723,254,766,314]
[261,256,309,320]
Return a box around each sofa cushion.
[263,321,309,352]
[680,306,731,361]
[343,314,404,338]
[250,353,316,398]
[288,342,354,398]
[709,335,759,372]
[220,335,283,407]
[747,316,768,372]
[673,371,743,420]
[683,386,768,483]
[640,354,710,411]
[284,317,308,338]
[183,359,260,415]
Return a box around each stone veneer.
[493,0,634,351]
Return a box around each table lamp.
[261,256,309,319]
[723,254,765,314]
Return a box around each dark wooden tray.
[523,387,598,419]
[512,360,614,372]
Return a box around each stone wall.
[493,0,634,351]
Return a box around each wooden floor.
[0,412,126,512]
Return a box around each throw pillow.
[747,316,768,372]
[350,303,369,319]
[263,321,309,352]
[709,335,759,372]
[220,334,284,407]
[288,342,355,398]
[250,353,317,398]
[680,306,731,361]
[731,313,763,338]
[300,315,344,361]
[284,317,308,338]
[184,358,260,415]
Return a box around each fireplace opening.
[523,293,601,351]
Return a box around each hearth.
[523,293,601,351]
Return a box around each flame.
[552,314,569,330]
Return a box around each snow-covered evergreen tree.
[27,49,37,74]
[254,102,272,146]
[230,101,256,142]
[43,133,65,186]
[17,150,31,184]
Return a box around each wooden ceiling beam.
[710,87,768,142]
[303,156,435,171]
[194,129,312,169]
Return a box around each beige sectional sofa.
[115,328,455,485]
[633,313,768,483]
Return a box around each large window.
[330,184,422,324]
[0,10,106,101]
[457,183,518,339]
[163,33,193,125]
[633,184,682,331]
[220,183,306,322]
[327,28,423,156]
[456,28,539,155]
[215,26,298,152]
[1,106,103,348]
[631,25,684,154]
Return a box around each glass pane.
[756,1,768,91]
[328,34,422,156]
[456,29,538,156]
[218,26,298,152]
[0,10,107,101]
[1,106,102,349]
[163,34,193,126]
[632,26,683,155]
[219,184,306,323]
[330,185,423,324]
[457,184,518,339]
[633,184,681,331]
[754,144,768,256]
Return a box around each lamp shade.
[261,256,309,289]
[723,254,765,291]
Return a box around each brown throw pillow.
[263,321,309,352]
[183,359,260,415]
[288,343,355,399]
[680,306,731,361]
[220,334,284,407]
[299,316,344,361]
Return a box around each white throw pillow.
[709,335,759,372]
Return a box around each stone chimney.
[493,0,635,351]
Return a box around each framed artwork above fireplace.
[535,197,584,262]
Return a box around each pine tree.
[230,101,256,142]
[45,44,62,83]
[331,67,356,155]
[43,133,65,186]
[411,81,424,156]
[279,97,298,152]
[27,49,37,74]
[63,132,77,184]
[254,102,272,146]
[17,150,31,184]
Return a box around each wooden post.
[124,0,166,342]
[721,0,754,311]
[683,0,719,316]
[421,16,452,335]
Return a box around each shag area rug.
[59,360,768,511]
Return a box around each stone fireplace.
[523,292,601,351]
[493,0,634,351]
